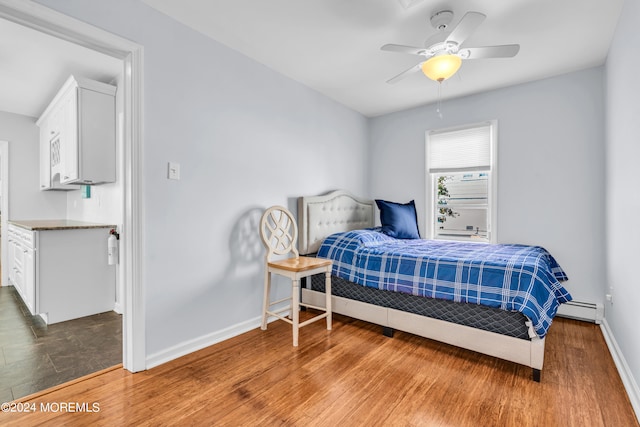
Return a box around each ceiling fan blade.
[459,44,520,59]
[446,12,486,46]
[386,63,423,84]
[381,44,428,56]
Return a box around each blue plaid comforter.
[317,229,571,338]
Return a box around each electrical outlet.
[168,162,180,180]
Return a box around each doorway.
[0,0,144,383]
[0,30,125,401]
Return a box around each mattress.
[310,274,532,340]
[317,228,570,338]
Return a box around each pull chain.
[435,82,443,119]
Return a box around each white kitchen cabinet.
[7,224,36,313]
[37,75,116,189]
[38,110,78,191]
[8,220,116,324]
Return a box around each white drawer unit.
[7,221,116,324]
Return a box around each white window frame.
[425,120,498,243]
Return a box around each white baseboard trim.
[556,301,604,324]
[600,319,640,422]
[145,316,263,369]
[113,302,123,315]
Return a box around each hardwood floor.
[1,312,637,426]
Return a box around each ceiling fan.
[381,10,520,84]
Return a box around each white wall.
[0,111,67,221]
[66,182,121,224]
[605,0,640,415]
[35,0,369,358]
[369,67,606,305]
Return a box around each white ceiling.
[0,17,122,119]
[142,0,624,117]
[0,1,624,119]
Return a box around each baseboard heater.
[556,301,604,324]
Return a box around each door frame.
[0,0,145,372]
[0,140,7,289]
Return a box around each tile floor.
[0,285,122,402]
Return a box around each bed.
[297,190,571,381]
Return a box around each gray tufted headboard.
[297,190,375,255]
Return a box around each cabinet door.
[14,268,24,301]
[38,95,79,190]
[60,87,79,184]
[12,240,25,300]
[13,239,24,276]
[7,235,16,285]
[38,117,52,190]
[23,246,36,314]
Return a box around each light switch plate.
[168,162,180,180]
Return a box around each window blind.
[427,124,491,173]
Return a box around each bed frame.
[297,189,545,381]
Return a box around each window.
[426,121,497,243]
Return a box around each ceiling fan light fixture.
[421,54,462,82]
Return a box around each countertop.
[8,220,116,231]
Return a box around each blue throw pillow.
[375,199,421,239]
